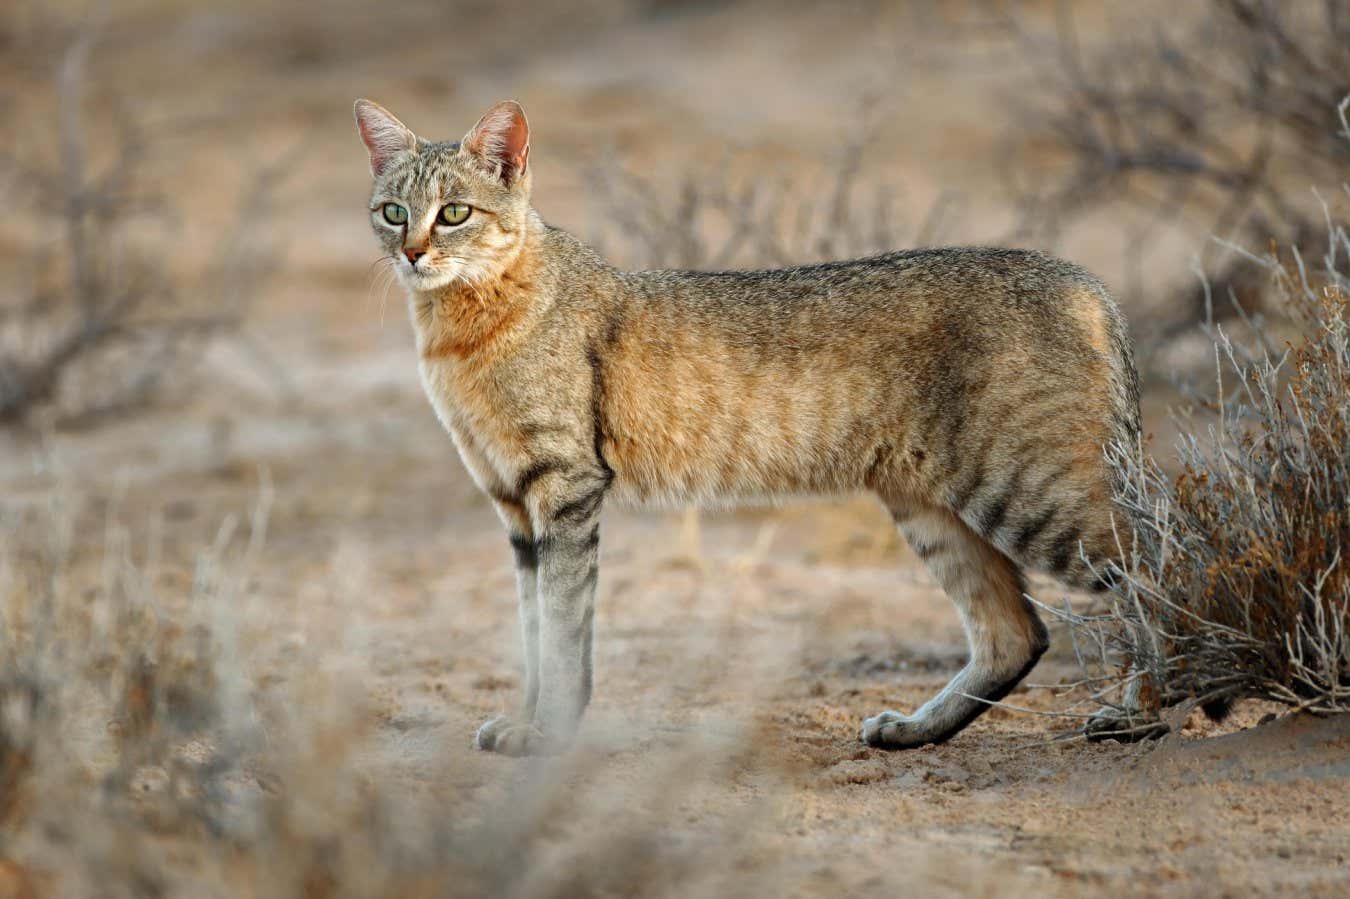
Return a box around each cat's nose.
[404,247,426,264]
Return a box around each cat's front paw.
[859,710,930,749]
[475,716,550,756]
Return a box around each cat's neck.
[411,213,550,362]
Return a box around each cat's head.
[354,99,531,292]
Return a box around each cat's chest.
[416,354,583,499]
[417,357,515,450]
[417,357,472,428]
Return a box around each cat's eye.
[439,203,472,226]
[382,203,408,225]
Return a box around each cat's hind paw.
[859,710,934,749]
[475,716,548,756]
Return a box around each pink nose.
[404,247,426,264]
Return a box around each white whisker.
[364,255,405,329]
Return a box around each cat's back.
[620,246,1099,316]
[606,246,1125,368]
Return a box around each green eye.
[382,203,408,225]
[438,203,471,226]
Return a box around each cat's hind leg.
[861,503,1048,748]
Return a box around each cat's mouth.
[399,258,459,291]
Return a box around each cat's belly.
[600,423,845,510]
[595,366,894,509]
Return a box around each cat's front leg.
[476,499,544,756]
[500,468,608,755]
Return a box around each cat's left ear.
[354,99,417,176]
[462,100,529,185]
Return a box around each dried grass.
[0,479,770,898]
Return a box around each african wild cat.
[355,98,1140,756]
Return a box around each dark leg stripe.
[918,640,1049,747]
[1004,458,1076,554]
[1087,574,1113,593]
[911,538,947,560]
[1048,527,1082,573]
[536,524,601,558]
[976,484,1014,538]
[509,533,538,569]
[975,451,1039,539]
[587,344,616,481]
[950,461,986,514]
[1013,505,1058,555]
[515,458,568,498]
[577,564,599,595]
[553,487,606,526]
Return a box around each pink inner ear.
[355,101,416,176]
[465,102,529,182]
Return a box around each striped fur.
[357,100,1142,755]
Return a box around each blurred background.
[2,2,1348,896]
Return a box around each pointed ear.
[461,100,530,185]
[354,99,416,176]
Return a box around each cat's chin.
[399,267,458,293]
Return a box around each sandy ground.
[2,1,1347,896]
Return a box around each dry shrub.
[1049,111,1350,735]
[1004,0,1350,335]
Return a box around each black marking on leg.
[951,461,987,514]
[911,538,948,560]
[576,563,599,596]
[909,640,1049,749]
[1013,506,1057,556]
[537,527,596,557]
[1086,567,1120,593]
[1048,527,1083,574]
[509,534,538,569]
[515,458,567,498]
[535,525,600,570]
[976,483,1014,538]
[554,487,606,527]
[587,325,619,482]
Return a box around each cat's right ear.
[354,99,417,176]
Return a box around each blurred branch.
[585,107,957,272]
[998,0,1349,345]
[0,22,290,426]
